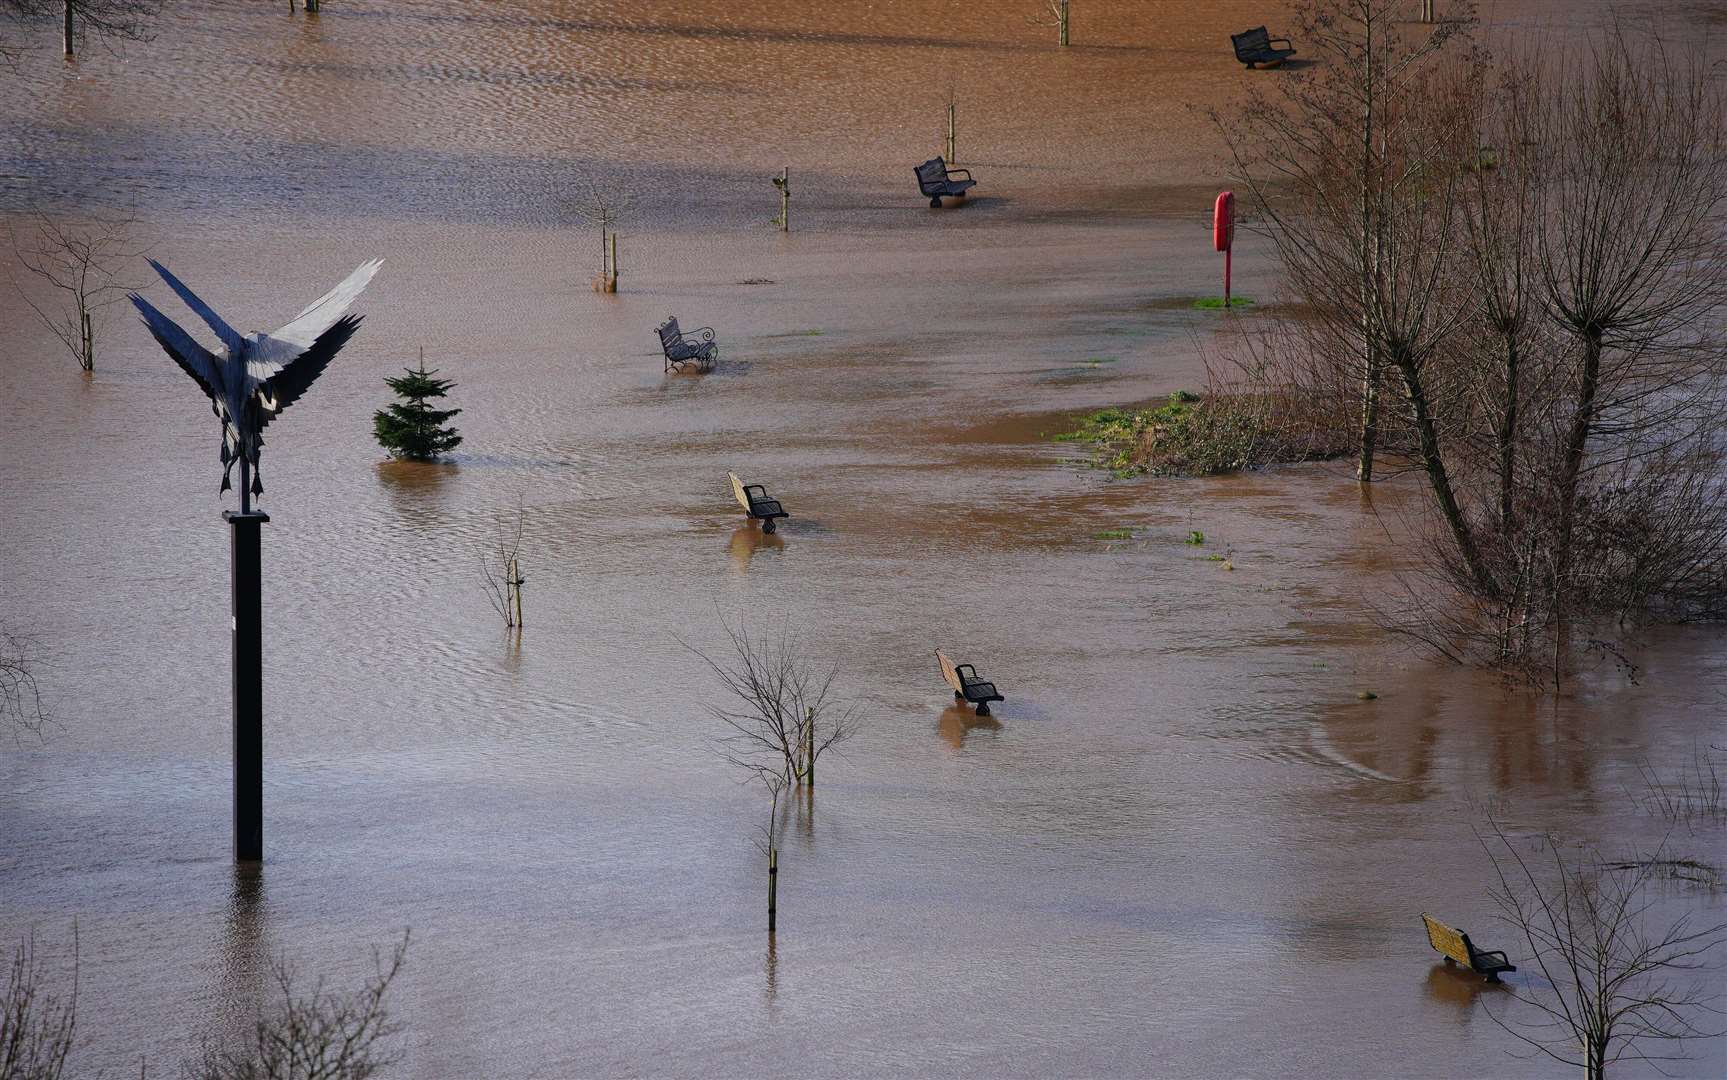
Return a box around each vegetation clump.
[1056,387,1349,478]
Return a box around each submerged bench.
[1422,913,1516,983]
[937,649,1003,715]
[729,471,788,533]
[915,157,976,208]
[1231,26,1296,68]
[657,316,718,372]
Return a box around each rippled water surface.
[3,2,1725,1077]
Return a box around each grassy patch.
[1053,385,1352,479]
[1093,528,1134,540]
[1193,297,1256,310]
[1185,529,1205,545]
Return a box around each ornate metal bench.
[1231,26,1296,68]
[937,649,1003,714]
[915,157,976,208]
[729,472,788,533]
[1422,913,1516,983]
[657,316,717,372]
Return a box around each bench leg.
[1443,956,1455,966]
[954,690,964,700]
[975,703,991,716]
[930,196,943,208]
[762,518,776,534]
[1483,971,1502,983]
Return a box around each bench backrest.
[916,158,949,188]
[658,318,682,349]
[1232,26,1271,53]
[935,649,964,693]
[1422,913,1473,965]
[728,472,752,513]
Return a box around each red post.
[1214,190,1235,307]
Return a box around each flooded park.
[2,1,1725,1077]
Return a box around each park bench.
[1422,913,1516,983]
[915,157,976,208]
[937,649,1003,715]
[1231,26,1296,68]
[729,471,788,533]
[657,316,718,372]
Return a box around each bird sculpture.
[130,258,382,513]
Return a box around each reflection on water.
[937,701,1002,749]
[728,522,783,573]
[212,865,271,1057]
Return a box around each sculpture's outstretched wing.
[256,314,363,429]
[247,258,383,377]
[145,259,246,357]
[130,293,225,402]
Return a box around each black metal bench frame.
[658,316,718,372]
[954,664,1003,714]
[915,157,976,208]
[742,484,787,533]
[1231,26,1296,69]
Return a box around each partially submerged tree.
[1,625,51,743]
[185,932,409,1080]
[11,215,144,372]
[478,500,526,629]
[688,620,857,789]
[1480,822,1726,1080]
[0,0,160,60]
[373,353,463,462]
[1,929,78,1080]
[1028,0,1069,47]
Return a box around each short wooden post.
[1420,0,1435,21]
[1058,0,1069,46]
[945,103,956,165]
[306,0,319,12]
[780,167,789,232]
[804,706,814,788]
[509,557,524,627]
[80,308,92,370]
[63,0,74,57]
[608,233,618,292]
[767,844,778,931]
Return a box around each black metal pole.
[225,507,268,862]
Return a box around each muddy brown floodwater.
[2,1,1724,1077]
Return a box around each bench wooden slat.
[1422,912,1516,982]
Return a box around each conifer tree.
[373,354,462,461]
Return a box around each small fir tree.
[373,354,463,461]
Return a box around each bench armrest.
[1473,948,1511,966]
[945,167,974,180]
[682,326,716,341]
[1268,38,1294,49]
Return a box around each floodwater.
[2,1,1724,1077]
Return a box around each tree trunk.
[1396,351,1495,597]
[1357,350,1380,481]
[1498,336,1517,529]
[1058,1,1068,47]
[80,307,92,371]
[63,0,74,56]
[1355,14,1379,482]
[766,844,778,932]
[1550,329,1603,659]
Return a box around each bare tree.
[11,215,144,372]
[686,620,857,789]
[184,932,409,1080]
[1027,0,1068,46]
[1,929,78,1080]
[565,182,631,294]
[1479,821,1726,1080]
[1,626,51,744]
[477,501,526,629]
[0,1,159,60]
[1213,0,1478,484]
